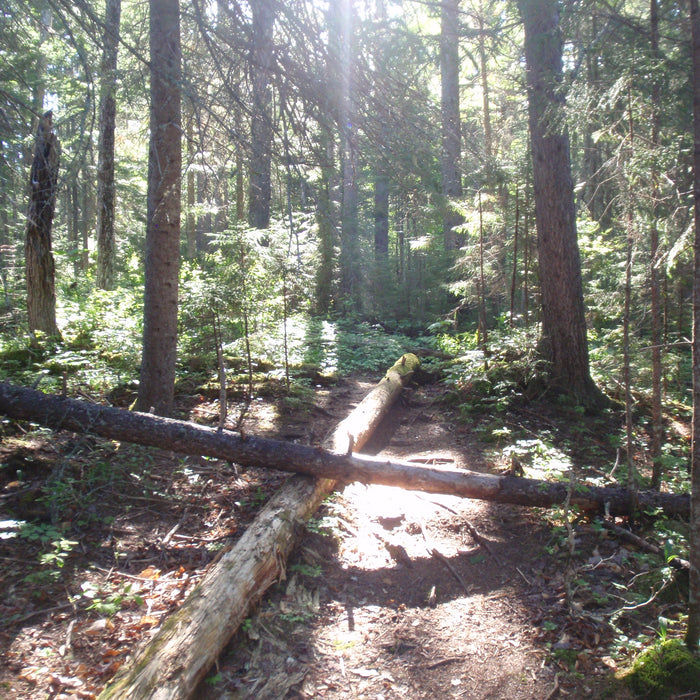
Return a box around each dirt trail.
[0,375,650,699]
[208,381,610,699]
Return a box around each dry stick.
[418,520,471,596]
[417,494,502,566]
[544,673,560,700]
[599,519,690,571]
[462,519,502,566]
[211,309,227,430]
[423,656,463,669]
[430,548,472,596]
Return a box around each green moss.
[620,639,700,699]
[387,353,420,378]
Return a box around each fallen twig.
[430,547,471,596]
[599,520,690,571]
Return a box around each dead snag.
[25,110,60,337]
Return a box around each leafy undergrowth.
[619,639,700,698]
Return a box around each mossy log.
[93,353,420,699]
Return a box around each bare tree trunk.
[214,170,227,234]
[649,0,664,489]
[440,0,463,251]
[25,111,60,337]
[477,1,492,161]
[510,185,520,325]
[623,195,637,513]
[185,110,196,259]
[81,167,92,271]
[523,173,530,325]
[95,0,121,290]
[70,179,80,279]
[518,0,604,409]
[136,0,181,416]
[195,169,210,252]
[314,128,335,315]
[478,190,487,345]
[687,0,700,653]
[235,146,245,223]
[374,167,389,258]
[247,0,275,230]
[333,0,361,308]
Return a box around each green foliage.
[437,323,547,412]
[78,580,144,617]
[620,639,700,699]
[290,562,322,578]
[205,673,224,687]
[0,285,142,392]
[18,522,77,584]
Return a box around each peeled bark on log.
[0,375,689,520]
[94,353,420,699]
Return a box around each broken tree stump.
[94,353,420,699]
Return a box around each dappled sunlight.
[502,437,574,481]
[338,480,478,572]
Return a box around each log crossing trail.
[203,378,601,699]
[0,361,676,698]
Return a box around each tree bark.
[195,169,210,253]
[374,167,389,258]
[185,108,196,259]
[649,0,664,489]
[95,0,121,291]
[687,0,700,652]
[519,0,604,410]
[0,376,688,520]
[247,0,275,230]
[510,185,520,325]
[95,354,419,699]
[25,110,60,337]
[314,126,335,315]
[477,2,492,161]
[440,0,463,251]
[137,0,181,416]
[340,0,361,311]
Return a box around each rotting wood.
[0,376,690,520]
[92,353,420,699]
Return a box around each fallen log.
[0,378,689,519]
[93,353,420,699]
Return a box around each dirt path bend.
[207,383,615,700]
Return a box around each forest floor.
[0,370,692,699]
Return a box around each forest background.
[2,0,700,684]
